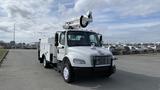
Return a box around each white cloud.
[107,0,160,16]
[108,21,160,30]
[74,0,160,16]
[0,0,63,42]
[0,0,160,43]
[0,26,10,32]
[74,0,108,12]
[0,0,54,18]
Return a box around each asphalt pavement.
[0,49,160,90]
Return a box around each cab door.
[57,32,66,61]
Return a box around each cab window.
[59,32,65,45]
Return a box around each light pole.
[13,23,16,49]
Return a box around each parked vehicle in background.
[147,45,157,53]
[122,46,130,55]
[107,45,120,55]
[156,45,160,52]
[134,46,147,54]
[128,46,139,54]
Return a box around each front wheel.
[62,61,74,83]
[106,66,116,78]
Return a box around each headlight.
[73,58,86,64]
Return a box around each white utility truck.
[38,11,117,83]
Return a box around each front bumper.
[72,65,116,75]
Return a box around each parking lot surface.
[0,49,160,90]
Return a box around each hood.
[68,46,112,56]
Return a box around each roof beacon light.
[63,11,93,29]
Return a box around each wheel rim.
[63,67,69,80]
[43,58,46,67]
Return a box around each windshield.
[67,31,101,47]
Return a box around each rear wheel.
[43,57,50,68]
[62,60,74,83]
[39,58,43,63]
[38,50,43,63]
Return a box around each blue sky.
[0,0,160,43]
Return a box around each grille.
[91,55,112,66]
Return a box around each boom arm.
[63,11,93,29]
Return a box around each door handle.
[58,46,64,49]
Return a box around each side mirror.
[100,35,102,42]
[55,33,59,46]
[99,35,103,46]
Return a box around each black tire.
[43,57,50,68]
[62,60,74,83]
[106,72,112,78]
[39,58,43,63]
[106,66,116,78]
[38,50,40,60]
[40,59,43,63]
[38,50,43,63]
